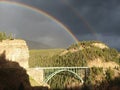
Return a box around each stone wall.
[0,39,29,68]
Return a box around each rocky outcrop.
[0,39,29,68]
[92,42,108,49]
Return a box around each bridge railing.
[33,67,89,70]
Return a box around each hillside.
[44,41,120,67]
[29,49,65,67]
[64,41,120,67]
[29,41,120,90]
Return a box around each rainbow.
[61,0,98,39]
[0,0,79,43]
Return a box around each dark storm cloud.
[0,3,76,48]
[15,0,120,35]
[66,0,120,49]
[10,0,120,49]
[13,0,89,34]
[68,0,120,35]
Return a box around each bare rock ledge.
[0,39,29,68]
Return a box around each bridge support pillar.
[26,68,44,85]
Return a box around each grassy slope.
[29,49,65,67]
[30,49,64,57]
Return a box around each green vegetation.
[82,47,119,64]
[29,41,120,89]
[50,51,87,67]
[68,41,120,65]
[29,41,120,67]
[84,67,120,90]
[68,40,103,49]
[29,49,87,67]
[105,67,114,82]
[0,32,14,41]
[48,72,81,90]
[84,67,104,89]
[29,49,64,67]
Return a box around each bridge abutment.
[26,68,44,85]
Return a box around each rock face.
[0,39,29,68]
[92,43,108,49]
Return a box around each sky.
[0,0,76,49]
[1,0,120,50]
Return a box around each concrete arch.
[44,69,84,84]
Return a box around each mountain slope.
[29,40,120,90]
[29,40,120,68]
[50,41,120,67]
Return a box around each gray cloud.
[0,3,76,48]
[77,33,120,50]
[67,0,120,35]
[14,0,120,35]
[2,0,120,49]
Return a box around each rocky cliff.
[0,39,29,68]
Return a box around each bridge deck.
[33,67,89,70]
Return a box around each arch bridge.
[34,67,90,84]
